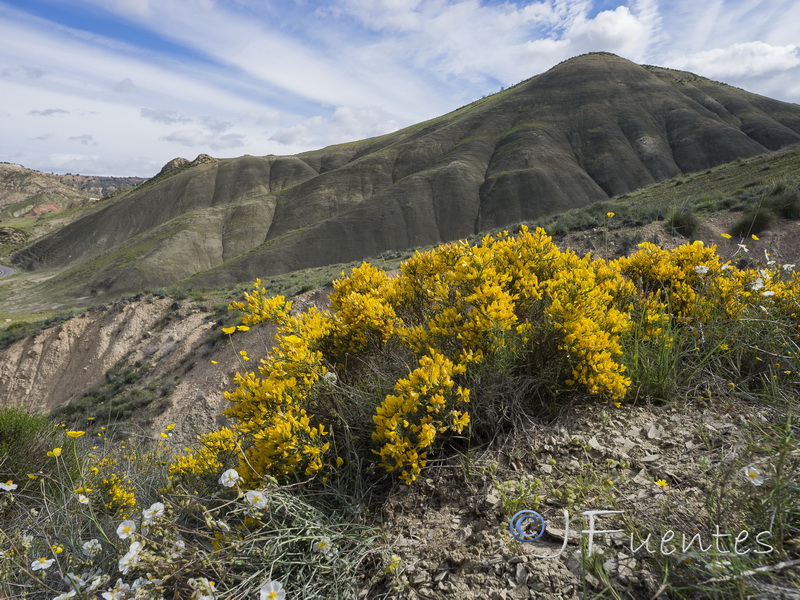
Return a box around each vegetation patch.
[2,227,799,598]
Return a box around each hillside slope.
[10,52,800,298]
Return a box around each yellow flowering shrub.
[169,427,241,483]
[93,457,137,518]
[372,350,471,484]
[228,279,293,326]
[181,225,800,486]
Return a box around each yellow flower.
[336,456,344,467]
[222,326,236,334]
[751,234,759,241]
[237,325,250,331]
[211,360,218,364]
[47,448,62,458]
[606,212,615,218]
[51,544,64,554]
[721,233,732,239]
[66,430,86,438]
[656,479,668,487]
[612,402,621,408]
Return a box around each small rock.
[647,424,663,439]
[485,488,502,509]
[515,563,529,585]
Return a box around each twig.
[702,557,800,584]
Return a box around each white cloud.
[270,105,400,147]
[1,1,799,177]
[69,134,99,146]
[667,41,800,78]
[566,5,655,60]
[162,130,246,150]
[140,108,192,125]
[29,108,70,117]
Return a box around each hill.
[6,52,800,303]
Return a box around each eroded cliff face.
[0,288,331,441]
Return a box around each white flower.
[782,263,795,271]
[81,538,102,557]
[77,494,89,505]
[322,371,338,386]
[245,490,268,510]
[142,501,165,526]
[193,577,216,600]
[0,550,8,559]
[752,278,764,291]
[218,468,241,488]
[53,592,77,600]
[116,519,136,540]
[31,557,55,571]
[312,536,335,556]
[743,466,764,486]
[0,480,17,491]
[762,290,776,297]
[101,579,131,600]
[260,580,286,600]
[85,574,107,592]
[169,538,186,558]
[63,572,86,587]
[738,243,749,253]
[694,265,709,274]
[216,520,231,533]
[721,264,733,270]
[118,540,142,575]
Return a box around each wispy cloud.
[69,134,99,146]
[0,1,798,176]
[29,108,70,117]
[140,108,192,125]
[668,41,800,78]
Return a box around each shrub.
[665,206,701,237]
[0,407,53,479]
[730,206,778,237]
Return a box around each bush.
[730,206,778,237]
[0,407,53,479]
[665,206,701,237]
[764,180,800,219]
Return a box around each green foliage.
[731,205,778,237]
[666,206,701,237]
[0,407,53,478]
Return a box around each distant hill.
[0,162,145,218]
[9,52,800,298]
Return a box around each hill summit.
[11,52,800,298]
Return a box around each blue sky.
[1,0,798,176]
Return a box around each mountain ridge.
[7,52,800,299]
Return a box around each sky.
[1,0,798,177]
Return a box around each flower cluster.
[181,226,800,487]
[372,350,471,484]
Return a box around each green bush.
[0,406,54,479]
[665,206,700,237]
[764,180,800,219]
[731,206,778,237]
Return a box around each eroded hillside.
[9,53,800,302]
